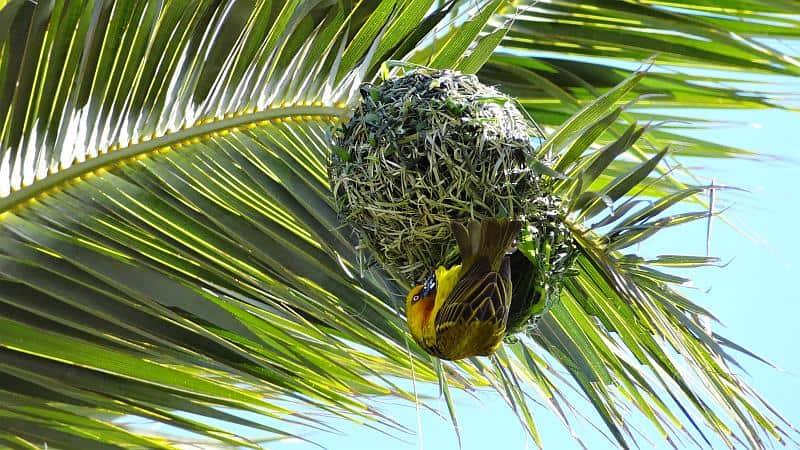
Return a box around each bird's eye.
[412,294,421,303]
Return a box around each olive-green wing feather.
[430,220,521,359]
[432,256,512,359]
[441,219,520,329]
[435,270,505,327]
[435,256,511,331]
[452,219,522,272]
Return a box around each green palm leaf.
[0,0,796,448]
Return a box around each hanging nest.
[328,69,576,333]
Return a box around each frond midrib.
[0,105,345,215]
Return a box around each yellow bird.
[405,219,523,360]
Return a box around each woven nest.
[329,69,552,282]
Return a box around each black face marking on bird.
[410,273,437,304]
[421,272,437,297]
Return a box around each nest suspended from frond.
[330,69,555,281]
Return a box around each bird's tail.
[452,219,523,272]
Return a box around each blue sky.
[263,105,800,449]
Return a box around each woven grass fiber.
[330,69,554,283]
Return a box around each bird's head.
[405,272,438,349]
[405,265,462,353]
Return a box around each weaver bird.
[405,219,523,360]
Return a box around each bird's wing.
[434,258,511,331]
[452,219,523,273]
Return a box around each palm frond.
[479,0,800,172]
[0,0,468,446]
